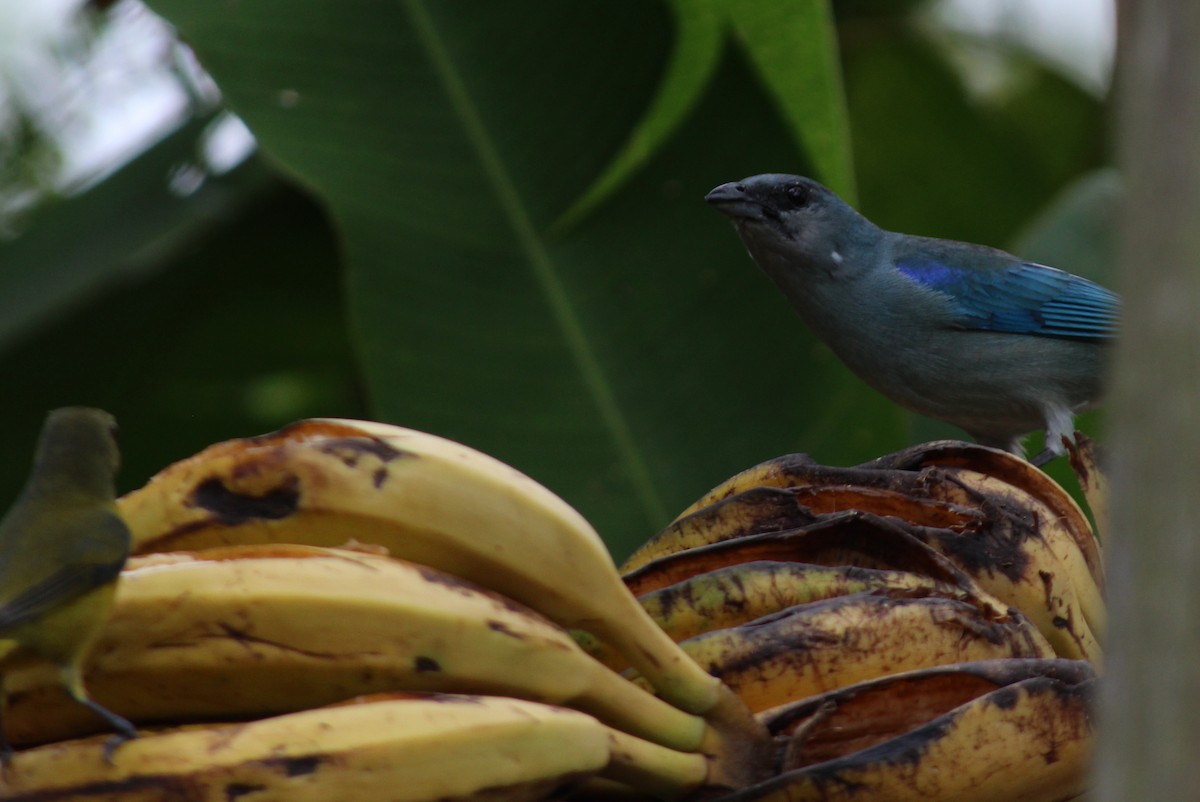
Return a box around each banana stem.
[699,683,775,790]
[576,663,708,753]
[601,728,710,801]
[593,601,725,715]
[584,662,772,792]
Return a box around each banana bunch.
[612,436,1104,802]
[0,418,1103,802]
[0,419,769,800]
[3,693,704,802]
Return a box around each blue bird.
[705,174,1119,465]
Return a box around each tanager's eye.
[784,183,809,207]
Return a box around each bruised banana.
[1,693,707,802]
[909,497,1102,664]
[924,465,1105,640]
[827,462,1105,660]
[624,485,979,573]
[115,418,764,769]
[760,657,1095,748]
[581,561,984,671]
[667,440,1102,603]
[628,453,1102,664]
[623,488,823,572]
[671,453,822,521]
[3,546,705,754]
[621,513,993,600]
[638,589,1054,714]
[855,441,1105,640]
[637,561,974,648]
[863,439,1102,585]
[1066,432,1109,541]
[726,672,1095,802]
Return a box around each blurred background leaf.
[0,0,1114,557]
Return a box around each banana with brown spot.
[116,419,769,787]
[1,693,708,802]
[581,561,993,671]
[3,546,707,755]
[723,671,1094,802]
[644,589,1055,714]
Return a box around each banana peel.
[727,668,1094,802]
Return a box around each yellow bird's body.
[0,407,135,760]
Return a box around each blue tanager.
[706,174,1119,465]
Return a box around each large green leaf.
[842,22,1103,246]
[142,0,894,554]
[551,0,726,233]
[0,115,275,355]
[724,0,856,199]
[1013,168,1120,286]
[0,176,361,501]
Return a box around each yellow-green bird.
[0,407,137,760]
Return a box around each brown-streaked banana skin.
[672,454,822,521]
[862,439,1102,586]
[676,442,1100,589]
[625,486,980,574]
[583,561,1012,672]
[115,418,772,788]
[625,447,1103,665]
[3,546,706,754]
[806,463,1104,662]
[582,561,996,672]
[905,502,1102,664]
[640,590,1054,714]
[667,440,1101,595]
[883,460,1105,642]
[759,657,1096,764]
[722,673,1095,802]
[629,514,1100,666]
[1065,432,1109,541]
[638,561,976,647]
[0,693,618,802]
[621,513,993,600]
[624,488,825,573]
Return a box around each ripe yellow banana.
[115,418,768,776]
[603,724,710,800]
[582,561,990,671]
[625,485,979,573]
[3,546,706,754]
[646,590,1054,714]
[728,673,1095,802]
[0,693,633,802]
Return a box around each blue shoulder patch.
[896,259,1119,340]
